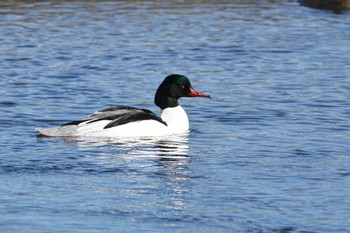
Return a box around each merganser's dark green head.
[154,74,210,109]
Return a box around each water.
[1,1,350,232]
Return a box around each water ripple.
[1,1,350,232]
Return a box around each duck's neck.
[160,106,189,134]
[155,95,179,109]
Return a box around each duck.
[36,74,210,138]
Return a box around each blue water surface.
[1,1,350,232]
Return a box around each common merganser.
[36,74,210,138]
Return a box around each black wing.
[104,109,167,129]
[61,106,167,128]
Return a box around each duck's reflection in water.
[59,135,192,211]
[62,133,191,175]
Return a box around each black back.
[61,106,167,129]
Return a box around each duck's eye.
[181,85,186,90]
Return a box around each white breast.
[160,106,189,134]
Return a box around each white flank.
[76,120,169,137]
[36,106,190,138]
